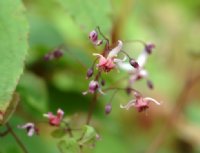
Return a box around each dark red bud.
[145,43,155,54]
[53,49,63,58]
[86,68,94,78]
[147,80,154,89]
[101,79,105,86]
[44,53,53,61]
[126,86,132,95]
[129,59,139,68]
[105,104,112,115]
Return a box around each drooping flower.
[18,123,39,136]
[43,108,64,126]
[89,30,103,46]
[93,40,126,72]
[83,80,104,95]
[117,43,155,86]
[120,92,160,112]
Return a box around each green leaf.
[0,0,28,120]
[78,125,97,145]
[58,139,80,153]
[51,128,66,138]
[57,0,112,33]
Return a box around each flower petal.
[143,97,160,105]
[120,100,136,110]
[107,40,123,58]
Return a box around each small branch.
[96,26,109,45]
[6,123,29,153]
[86,92,98,125]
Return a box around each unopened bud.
[101,79,105,86]
[105,104,112,115]
[129,59,139,68]
[126,86,132,95]
[147,80,154,89]
[44,53,53,61]
[86,68,94,78]
[53,49,63,58]
[89,30,98,42]
[145,43,155,54]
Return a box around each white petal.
[43,114,49,118]
[107,40,123,58]
[98,88,105,95]
[18,123,34,129]
[136,49,149,68]
[120,100,136,110]
[117,62,133,72]
[144,97,160,105]
[27,128,35,137]
[93,53,103,58]
[113,55,127,63]
[57,109,64,116]
[139,69,148,78]
[82,91,88,95]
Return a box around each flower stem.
[6,123,29,153]
[86,92,98,125]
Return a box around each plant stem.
[86,92,98,125]
[6,123,29,153]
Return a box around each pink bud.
[105,104,112,115]
[89,30,98,42]
[86,68,94,78]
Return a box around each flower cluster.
[84,27,160,114]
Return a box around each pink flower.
[43,108,64,126]
[120,92,160,112]
[83,80,104,95]
[93,40,126,72]
[18,123,39,136]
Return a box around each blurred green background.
[1,0,200,153]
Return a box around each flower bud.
[44,53,53,61]
[126,87,132,95]
[129,58,139,68]
[89,30,98,42]
[53,49,63,58]
[145,43,155,54]
[105,103,112,115]
[147,80,154,89]
[86,68,94,78]
[101,79,105,86]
